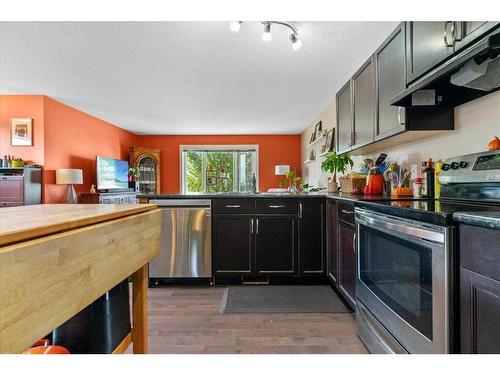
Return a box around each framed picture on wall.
[314,121,323,140]
[11,118,33,146]
[324,128,335,152]
[309,131,316,144]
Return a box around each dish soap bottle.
[422,159,435,198]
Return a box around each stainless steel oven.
[355,207,453,354]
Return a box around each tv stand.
[79,191,138,204]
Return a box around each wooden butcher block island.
[0,204,161,354]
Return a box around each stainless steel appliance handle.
[269,205,285,208]
[225,205,241,208]
[443,21,454,47]
[355,208,445,244]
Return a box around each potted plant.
[128,167,139,191]
[321,151,354,192]
[278,170,302,193]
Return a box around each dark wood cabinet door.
[461,267,500,353]
[326,200,338,285]
[213,214,253,276]
[352,58,375,148]
[376,23,406,140]
[338,219,356,309]
[255,215,296,275]
[336,81,352,153]
[406,21,454,83]
[298,200,325,276]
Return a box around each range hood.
[391,30,500,108]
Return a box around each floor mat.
[220,285,350,314]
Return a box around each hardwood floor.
[134,285,367,354]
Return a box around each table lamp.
[56,169,83,204]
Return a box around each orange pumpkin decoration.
[488,136,500,151]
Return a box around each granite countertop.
[138,192,383,202]
[453,211,500,230]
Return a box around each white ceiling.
[0,21,398,135]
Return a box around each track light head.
[230,21,242,32]
[290,33,302,50]
[262,22,272,42]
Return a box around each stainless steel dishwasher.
[148,199,211,283]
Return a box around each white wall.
[301,90,500,185]
[301,101,335,188]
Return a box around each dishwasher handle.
[149,199,211,208]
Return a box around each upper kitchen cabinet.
[336,81,352,153]
[352,57,375,148]
[406,21,455,84]
[375,23,406,140]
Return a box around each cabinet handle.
[225,205,241,208]
[269,205,285,209]
[353,232,357,254]
[397,107,405,125]
[1,177,7,180]
[299,203,303,219]
[443,21,454,47]
[251,218,254,234]
[341,209,354,215]
[256,218,259,234]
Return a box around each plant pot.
[327,177,338,193]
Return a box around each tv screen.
[96,156,129,190]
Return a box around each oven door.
[355,208,451,354]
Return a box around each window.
[181,146,258,194]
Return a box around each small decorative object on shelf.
[129,147,161,195]
[321,151,354,193]
[128,167,140,192]
[90,184,97,194]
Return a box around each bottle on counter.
[422,159,435,198]
[413,177,423,198]
[2,155,6,168]
[434,160,443,199]
[251,173,257,193]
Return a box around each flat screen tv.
[96,156,129,190]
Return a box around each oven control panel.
[439,150,500,184]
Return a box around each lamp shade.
[56,169,83,185]
[275,165,290,175]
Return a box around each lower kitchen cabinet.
[326,200,338,284]
[255,215,297,275]
[298,199,326,277]
[460,267,500,353]
[213,214,253,276]
[338,218,357,309]
[459,223,500,353]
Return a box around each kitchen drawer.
[213,198,255,214]
[338,202,355,225]
[255,199,297,215]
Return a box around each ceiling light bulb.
[262,23,272,42]
[230,21,242,32]
[290,33,302,50]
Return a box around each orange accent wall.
[0,95,45,165]
[43,97,137,203]
[135,135,302,193]
[1,95,301,201]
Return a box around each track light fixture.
[229,21,302,50]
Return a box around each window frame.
[180,145,259,194]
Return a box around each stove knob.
[459,161,469,168]
[450,162,459,170]
[442,163,450,171]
